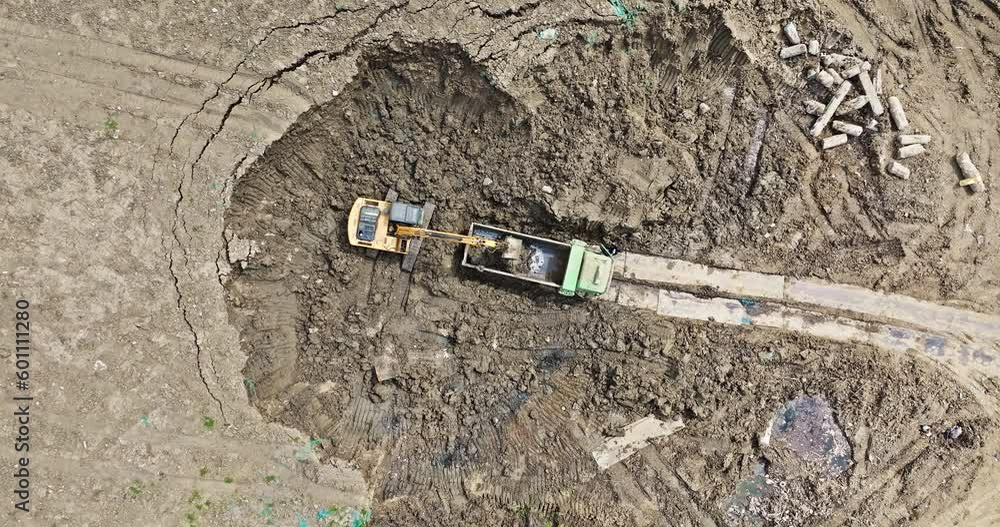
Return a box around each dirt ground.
[1,0,999,525]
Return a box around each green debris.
[201,416,215,430]
[584,30,601,46]
[243,376,256,396]
[263,474,278,484]
[537,28,558,40]
[609,0,643,30]
[139,414,152,427]
[223,476,234,484]
[198,467,209,478]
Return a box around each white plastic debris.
[898,144,925,159]
[832,121,863,136]
[803,100,826,116]
[780,44,808,59]
[835,95,868,115]
[784,22,800,44]
[810,81,853,137]
[859,71,884,116]
[956,152,985,193]
[887,161,911,179]
[823,134,849,149]
[808,40,820,55]
[887,96,909,130]
[897,134,931,146]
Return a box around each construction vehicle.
[460,223,613,297]
[347,197,498,253]
[347,196,614,297]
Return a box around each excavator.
[347,197,500,253]
[347,196,613,297]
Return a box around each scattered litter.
[956,152,986,193]
[783,22,800,44]
[767,395,852,474]
[898,144,925,159]
[94,359,107,372]
[374,355,399,382]
[822,134,848,149]
[887,161,911,180]
[537,28,558,40]
[920,424,932,436]
[947,424,964,440]
[887,96,909,130]
[832,121,863,136]
[898,134,931,146]
[592,415,685,470]
[780,44,807,59]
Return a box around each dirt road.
[1,0,999,525]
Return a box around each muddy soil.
[223,9,1000,524]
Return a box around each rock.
[541,185,553,194]
[808,40,820,55]
[780,44,807,59]
[783,22,800,45]
[822,134,848,149]
[482,176,493,186]
[698,102,711,114]
[898,134,931,146]
[898,144,925,159]
[886,161,910,180]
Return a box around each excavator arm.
[394,225,501,249]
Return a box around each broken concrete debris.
[887,161,911,180]
[835,95,868,115]
[810,81,853,137]
[803,100,826,116]
[898,134,931,146]
[832,121,863,136]
[816,70,835,88]
[898,144,925,159]
[808,39,820,55]
[591,415,685,470]
[874,67,883,94]
[888,96,909,130]
[858,70,884,116]
[783,22,800,44]
[780,43,807,59]
[956,152,985,193]
[823,134,848,149]
[826,68,844,85]
[842,64,861,79]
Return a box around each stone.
[888,96,909,130]
[783,22,800,44]
[898,144,925,159]
[886,161,910,180]
[898,134,931,146]
[780,44,807,59]
[822,134,848,149]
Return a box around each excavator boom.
[395,225,500,249]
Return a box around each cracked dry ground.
[3,0,1000,526]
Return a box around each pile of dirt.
[223,9,999,526]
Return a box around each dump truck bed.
[461,223,571,289]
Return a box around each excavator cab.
[356,205,381,242]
